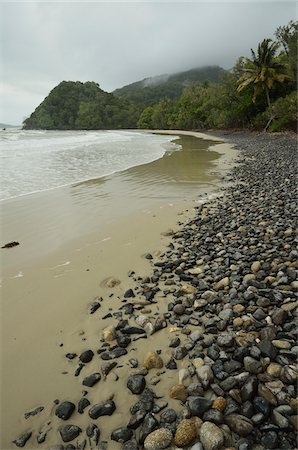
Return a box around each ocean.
[0,129,177,200]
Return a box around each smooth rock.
[200,421,224,450]
[13,432,32,448]
[170,384,188,402]
[224,414,253,436]
[144,428,173,450]
[174,419,197,447]
[55,402,75,420]
[82,373,101,387]
[88,400,116,419]
[127,375,146,394]
[59,425,82,442]
[196,365,213,388]
[144,351,164,369]
[188,396,212,416]
[79,350,94,363]
[111,427,133,443]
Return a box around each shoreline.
[1,130,238,449]
[2,130,296,450]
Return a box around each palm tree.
[237,39,288,111]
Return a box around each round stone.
[59,425,81,442]
[79,349,94,363]
[55,401,75,420]
[144,428,173,450]
[174,419,197,447]
[200,421,224,450]
[127,375,146,395]
[173,304,185,315]
[143,351,163,369]
[169,384,188,402]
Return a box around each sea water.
[0,129,177,200]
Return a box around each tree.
[237,39,289,130]
[275,21,298,85]
[237,39,288,110]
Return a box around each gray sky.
[1,1,296,125]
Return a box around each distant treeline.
[23,21,297,132]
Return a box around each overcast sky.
[1,1,296,125]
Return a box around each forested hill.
[113,66,225,106]
[23,81,140,130]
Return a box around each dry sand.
[0,131,238,449]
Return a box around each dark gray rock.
[217,334,234,347]
[111,427,133,443]
[160,408,177,423]
[78,398,90,414]
[172,346,188,360]
[139,413,158,444]
[59,425,82,442]
[100,347,127,360]
[224,414,253,436]
[55,402,75,420]
[88,400,116,419]
[127,410,147,429]
[187,396,212,416]
[82,373,101,387]
[13,432,32,448]
[79,350,94,363]
[127,375,146,395]
[241,376,258,402]
[121,439,139,450]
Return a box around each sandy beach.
[0,131,238,449]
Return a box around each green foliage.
[23,22,296,133]
[275,21,298,85]
[237,39,289,108]
[114,66,224,106]
[254,91,297,131]
[23,81,140,130]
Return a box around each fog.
[1,1,295,124]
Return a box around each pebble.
[59,425,82,442]
[169,384,188,402]
[200,421,224,450]
[55,401,75,420]
[79,349,94,363]
[174,418,197,447]
[188,396,213,416]
[15,133,298,450]
[224,414,253,436]
[111,427,133,442]
[144,428,173,450]
[88,400,116,419]
[127,374,146,394]
[143,351,164,369]
[13,432,32,448]
[82,373,101,387]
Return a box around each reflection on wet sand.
[71,136,222,202]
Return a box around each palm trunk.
[264,86,275,132]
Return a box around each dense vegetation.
[23,81,140,130]
[23,21,296,132]
[113,66,224,106]
[138,21,297,132]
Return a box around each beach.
[1,130,297,450]
[1,131,238,449]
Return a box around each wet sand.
[0,132,238,449]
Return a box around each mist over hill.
[113,66,225,106]
[23,66,225,130]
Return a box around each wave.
[0,130,178,201]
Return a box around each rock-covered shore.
[13,132,297,450]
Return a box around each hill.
[23,81,140,130]
[113,66,225,106]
